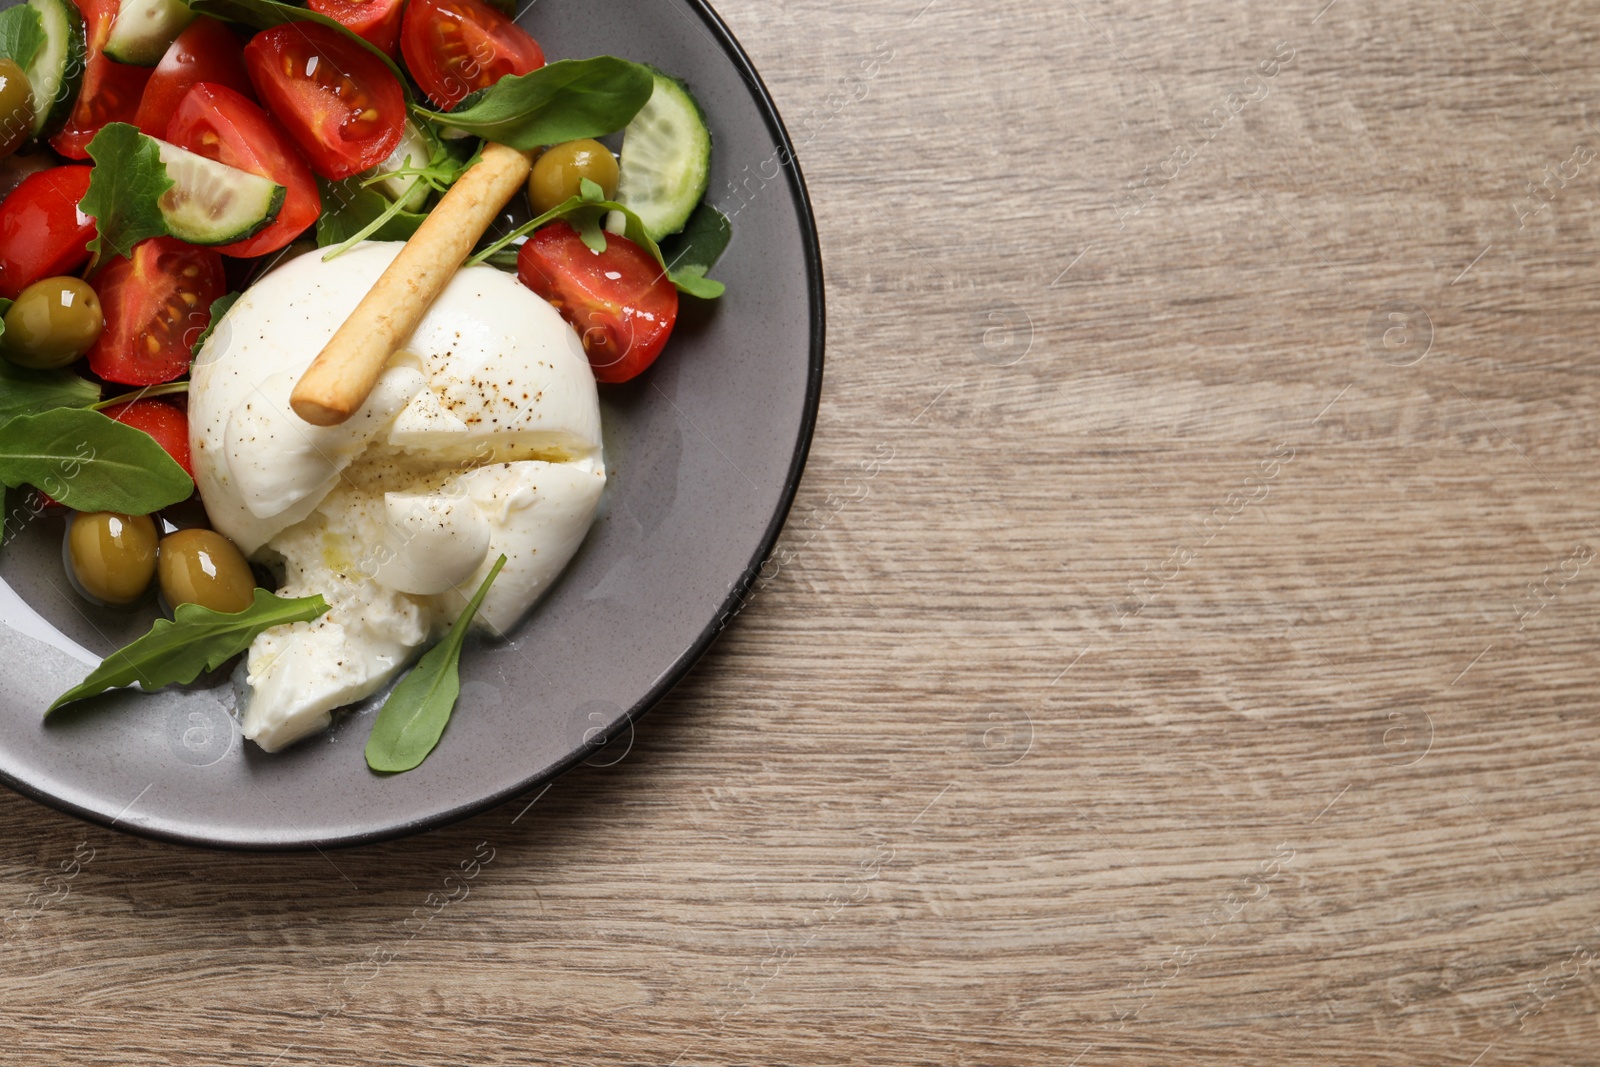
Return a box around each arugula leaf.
[0,407,192,513]
[0,3,45,71]
[187,0,412,100]
[316,178,429,249]
[464,193,582,265]
[90,381,189,411]
[414,57,654,150]
[48,589,330,713]
[659,201,732,293]
[0,360,100,423]
[81,123,173,258]
[317,137,479,258]
[190,291,239,357]
[572,201,606,251]
[469,180,726,298]
[365,555,506,773]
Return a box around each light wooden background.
[7,0,1600,1062]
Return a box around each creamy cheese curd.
[189,241,606,752]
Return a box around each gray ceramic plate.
[0,0,822,849]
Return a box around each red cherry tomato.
[242,22,404,180]
[48,0,152,159]
[516,221,679,384]
[88,237,225,386]
[50,56,152,159]
[166,83,319,257]
[102,398,192,477]
[308,0,407,59]
[133,17,254,138]
[401,0,544,109]
[0,166,95,300]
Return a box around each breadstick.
[289,142,534,427]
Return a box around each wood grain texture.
[6,0,1600,1062]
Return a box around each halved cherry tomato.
[166,83,319,257]
[401,0,544,110]
[243,23,404,180]
[102,398,192,477]
[0,166,95,300]
[50,55,151,159]
[49,0,152,159]
[133,17,254,138]
[517,221,679,384]
[309,0,407,59]
[88,237,225,385]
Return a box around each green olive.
[66,512,158,605]
[3,277,103,369]
[0,59,34,161]
[528,139,620,215]
[157,528,256,614]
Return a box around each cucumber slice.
[102,0,193,65]
[615,69,712,242]
[23,0,84,139]
[154,139,285,245]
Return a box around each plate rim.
[0,0,826,851]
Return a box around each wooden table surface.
[8,0,1600,1062]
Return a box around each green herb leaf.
[318,135,480,258]
[0,360,100,423]
[90,380,189,411]
[659,201,732,295]
[81,122,173,258]
[48,589,330,713]
[573,206,606,252]
[365,555,506,773]
[190,291,239,357]
[468,191,727,298]
[186,0,412,100]
[576,179,611,255]
[316,178,429,250]
[0,3,45,71]
[414,57,654,150]
[0,407,192,512]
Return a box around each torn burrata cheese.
[188,241,606,752]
